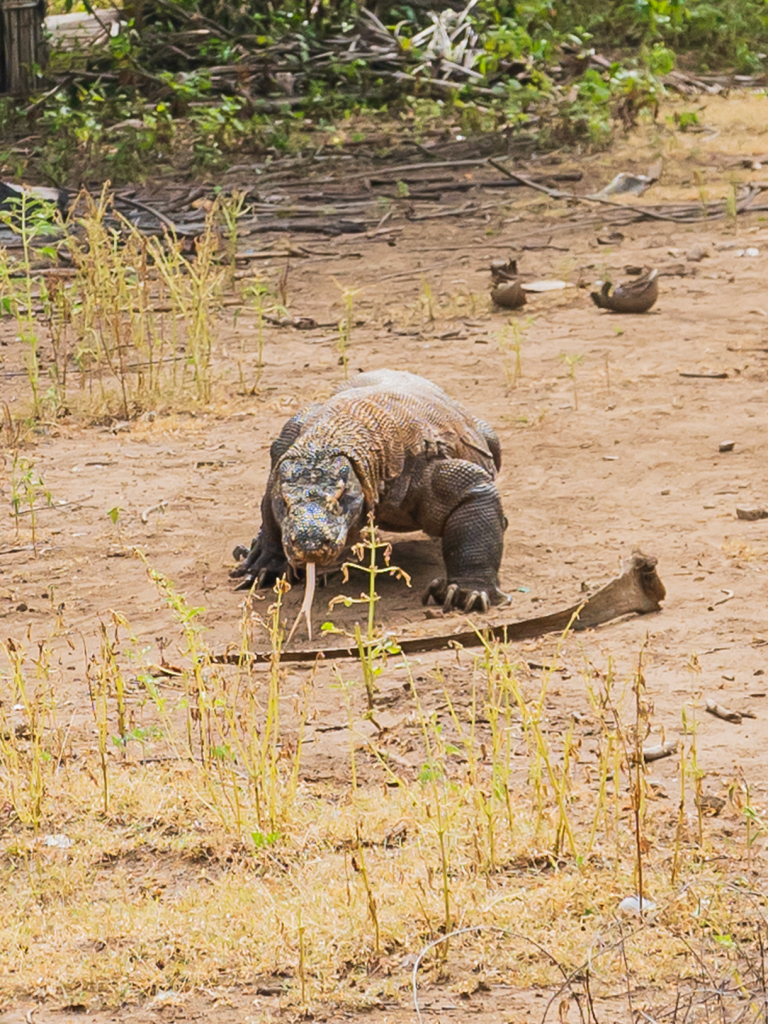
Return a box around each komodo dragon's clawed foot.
[423,578,510,614]
[231,537,292,590]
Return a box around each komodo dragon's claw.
[423,578,509,613]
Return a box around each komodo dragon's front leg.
[230,410,311,588]
[420,459,508,613]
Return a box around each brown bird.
[490,258,526,310]
[591,268,658,313]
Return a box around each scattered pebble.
[735,247,760,257]
[696,793,726,816]
[619,895,657,915]
[43,834,74,849]
[686,246,709,262]
[737,506,768,521]
[719,441,735,452]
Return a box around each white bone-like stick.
[286,562,316,643]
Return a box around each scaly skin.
[231,370,508,612]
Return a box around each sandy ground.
[2,94,768,1022]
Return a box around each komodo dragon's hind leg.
[421,460,509,613]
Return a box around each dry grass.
[1,552,767,1015]
[0,187,294,425]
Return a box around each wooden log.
[0,0,45,95]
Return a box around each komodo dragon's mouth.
[281,505,356,642]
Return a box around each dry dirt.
[2,94,768,1023]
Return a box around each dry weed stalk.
[2,186,226,422]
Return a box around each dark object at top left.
[0,182,69,220]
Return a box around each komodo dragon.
[231,369,508,634]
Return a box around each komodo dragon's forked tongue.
[286,562,317,643]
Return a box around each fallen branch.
[705,698,756,724]
[214,550,666,664]
[487,159,768,223]
[13,492,94,515]
[113,194,178,231]
[640,740,679,763]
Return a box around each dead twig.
[705,698,756,724]
[114,194,178,231]
[641,740,679,763]
[13,492,94,515]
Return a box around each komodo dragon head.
[275,453,366,571]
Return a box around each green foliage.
[676,109,700,129]
[554,0,768,70]
[6,0,768,183]
[544,53,666,146]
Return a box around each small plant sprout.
[277,260,290,310]
[0,189,61,419]
[216,188,249,288]
[560,351,584,410]
[496,318,526,389]
[694,169,708,216]
[248,274,270,385]
[107,505,125,546]
[354,822,381,954]
[11,454,52,552]
[297,907,308,1007]
[629,642,651,916]
[0,636,55,833]
[420,275,435,322]
[726,179,739,232]
[333,279,362,380]
[243,272,287,393]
